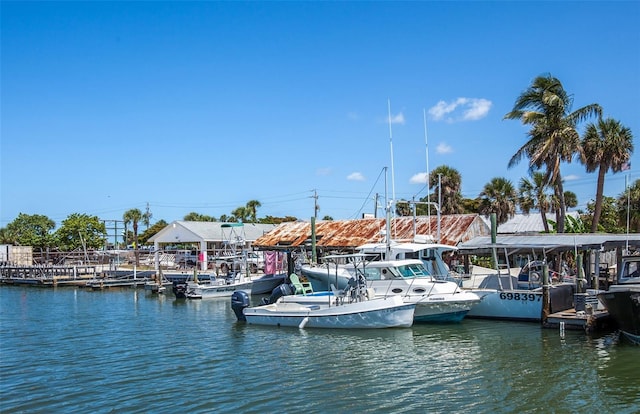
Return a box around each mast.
[423,108,431,235]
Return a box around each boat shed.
[457,233,640,284]
[251,214,489,252]
[148,221,278,271]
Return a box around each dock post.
[542,264,550,324]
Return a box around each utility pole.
[312,189,319,220]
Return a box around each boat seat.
[289,273,313,295]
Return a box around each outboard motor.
[264,283,294,305]
[231,291,250,321]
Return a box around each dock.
[544,308,614,333]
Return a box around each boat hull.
[250,273,286,295]
[466,289,544,322]
[243,296,414,329]
[598,286,640,345]
[414,292,480,323]
[191,281,252,298]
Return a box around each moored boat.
[301,253,480,323]
[597,255,640,344]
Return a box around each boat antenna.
[423,108,431,235]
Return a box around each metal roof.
[148,221,278,243]
[457,233,640,255]
[252,214,489,249]
[480,212,581,234]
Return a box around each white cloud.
[463,98,492,120]
[410,172,428,184]
[388,112,405,125]
[564,174,580,181]
[436,142,453,154]
[316,168,332,176]
[428,97,492,122]
[347,172,365,181]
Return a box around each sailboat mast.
[387,99,396,205]
[423,108,431,235]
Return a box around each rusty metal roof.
[252,214,489,249]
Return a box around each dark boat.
[597,256,640,345]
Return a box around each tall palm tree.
[505,74,601,233]
[245,200,262,223]
[518,171,551,232]
[479,177,517,225]
[426,165,463,215]
[123,208,143,266]
[581,117,634,232]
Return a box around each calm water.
[1,286,638,414]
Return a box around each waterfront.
[1,286,638,413]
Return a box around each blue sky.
[2,1,639,228]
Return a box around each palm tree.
[581,117,634,232]
[518,171,551,232]
[426,165,463,215]
[245,200,262,223]
[123,208,143,266]
[479,177,517,225]
[618,179,640,233]
[505,74,601,233]
[231,206,248,222]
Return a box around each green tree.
[564,191,578,210]
[123,208,143,266]
[518,171,552,233]
[583,196,624,233]
[245,200,262,223]
[4,213,55,249]
[138,220,168,246]
[231,206,248,222]
[183,212,217,222]
[581,117,634,232]
[505,74,601,233]
[395,200,412,216]
[479,177,517,225]
[459,197,481,214]
[55,213,106,251]
[618,179,640,233]
[426,165,463,215]
[322,215,334,221]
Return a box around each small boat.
[173,271,252,299]
[231,275,415,329]
[597,256,640,344]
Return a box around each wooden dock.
[544,308,614,333]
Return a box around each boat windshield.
[393,263,431,278]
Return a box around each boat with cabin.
[300,250,481,323]
[597,255,640,344]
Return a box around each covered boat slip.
[455,233,640,289]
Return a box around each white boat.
[231,280,415,329]
[461,257,574,322]
[300,252,480,323]
[174,272,252,299]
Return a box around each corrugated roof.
[480,212,580,234]
[149,221,277,243]
[457,233,640,255]
[252,214,489,249]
